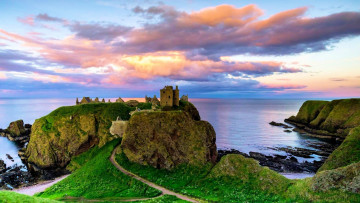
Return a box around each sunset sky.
[1,0,360,98]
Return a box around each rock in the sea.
[0,159,6,173]
[312,161,360,194]
[7,120,26,136]
[269,121,292,129]
[6,154,14,162]
[121,110,217,169]
[26,103,133,177]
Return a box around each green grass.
[286,177,360,202]
[116,151,292,202]
[319,126,360,171]
[295,100,329,124]
[0,191,60,203]
[133,195,189,203]
[36,139,161,200]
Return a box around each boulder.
[312,161,360,194]
[7,120,25,136]
[121,111,217,169]
[208,154,291,194]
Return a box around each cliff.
[121,107,217,170]
[286,99,360,139]
[25,103,133,175]
[318,126,360,171]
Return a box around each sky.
[0,0,360,99]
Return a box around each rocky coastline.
[218,120,341,173]
[0,120,39,190]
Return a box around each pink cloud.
[17,16,35,26]
[0,72,7,79]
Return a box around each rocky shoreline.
[0,120,39,190]
[217,121,341,173]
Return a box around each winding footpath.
[109,147,199,203]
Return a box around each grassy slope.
[319,126,360,171]
[36,139,161,200]
[294,100,329,124]
[134,195,188,203]
[0,191,59,203]
[116,150,360,202]
[116,152,292,202]
[286,177,360,202]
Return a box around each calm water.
[0,98,329,170]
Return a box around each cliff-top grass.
[36,139,161,200]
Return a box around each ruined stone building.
[180,95,188,102]
[145,95,160,106]
[76,97,107,105]
[160,86,179,107]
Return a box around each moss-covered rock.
[121,111,217,169]
[312,161,360,194]
[319,126,360,171]
[7,120,25,136]
[208,154,292,194]
[26,103,133,172]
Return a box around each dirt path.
[110,148,199,203]
[14,174,69,196]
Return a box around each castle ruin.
[160,86,179,107]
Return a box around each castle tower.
[76,98,79,105]
[160,86,174,107]
[160,85,180,107]
[173,86,179,106]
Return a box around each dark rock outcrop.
[0,120,31,146]
[218,149,324,173]
[121,110,217,170]
[269,121,292,129]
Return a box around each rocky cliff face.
[286,99,360,139]
[25,103,133,177]
[121,109,217,170]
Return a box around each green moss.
[294,100,329,124]
[121,110,217,169]
[319,126,360,171]
[137,102,152,110]
[208,154,291,194]
[0,191,59,203]
[286,177,360,202]
[26,103,133,169]
[320,99,360,132]
[37,139,161,200]
[134,195,188,202]
[310,100,341,127]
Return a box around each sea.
[0,98,330,178]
